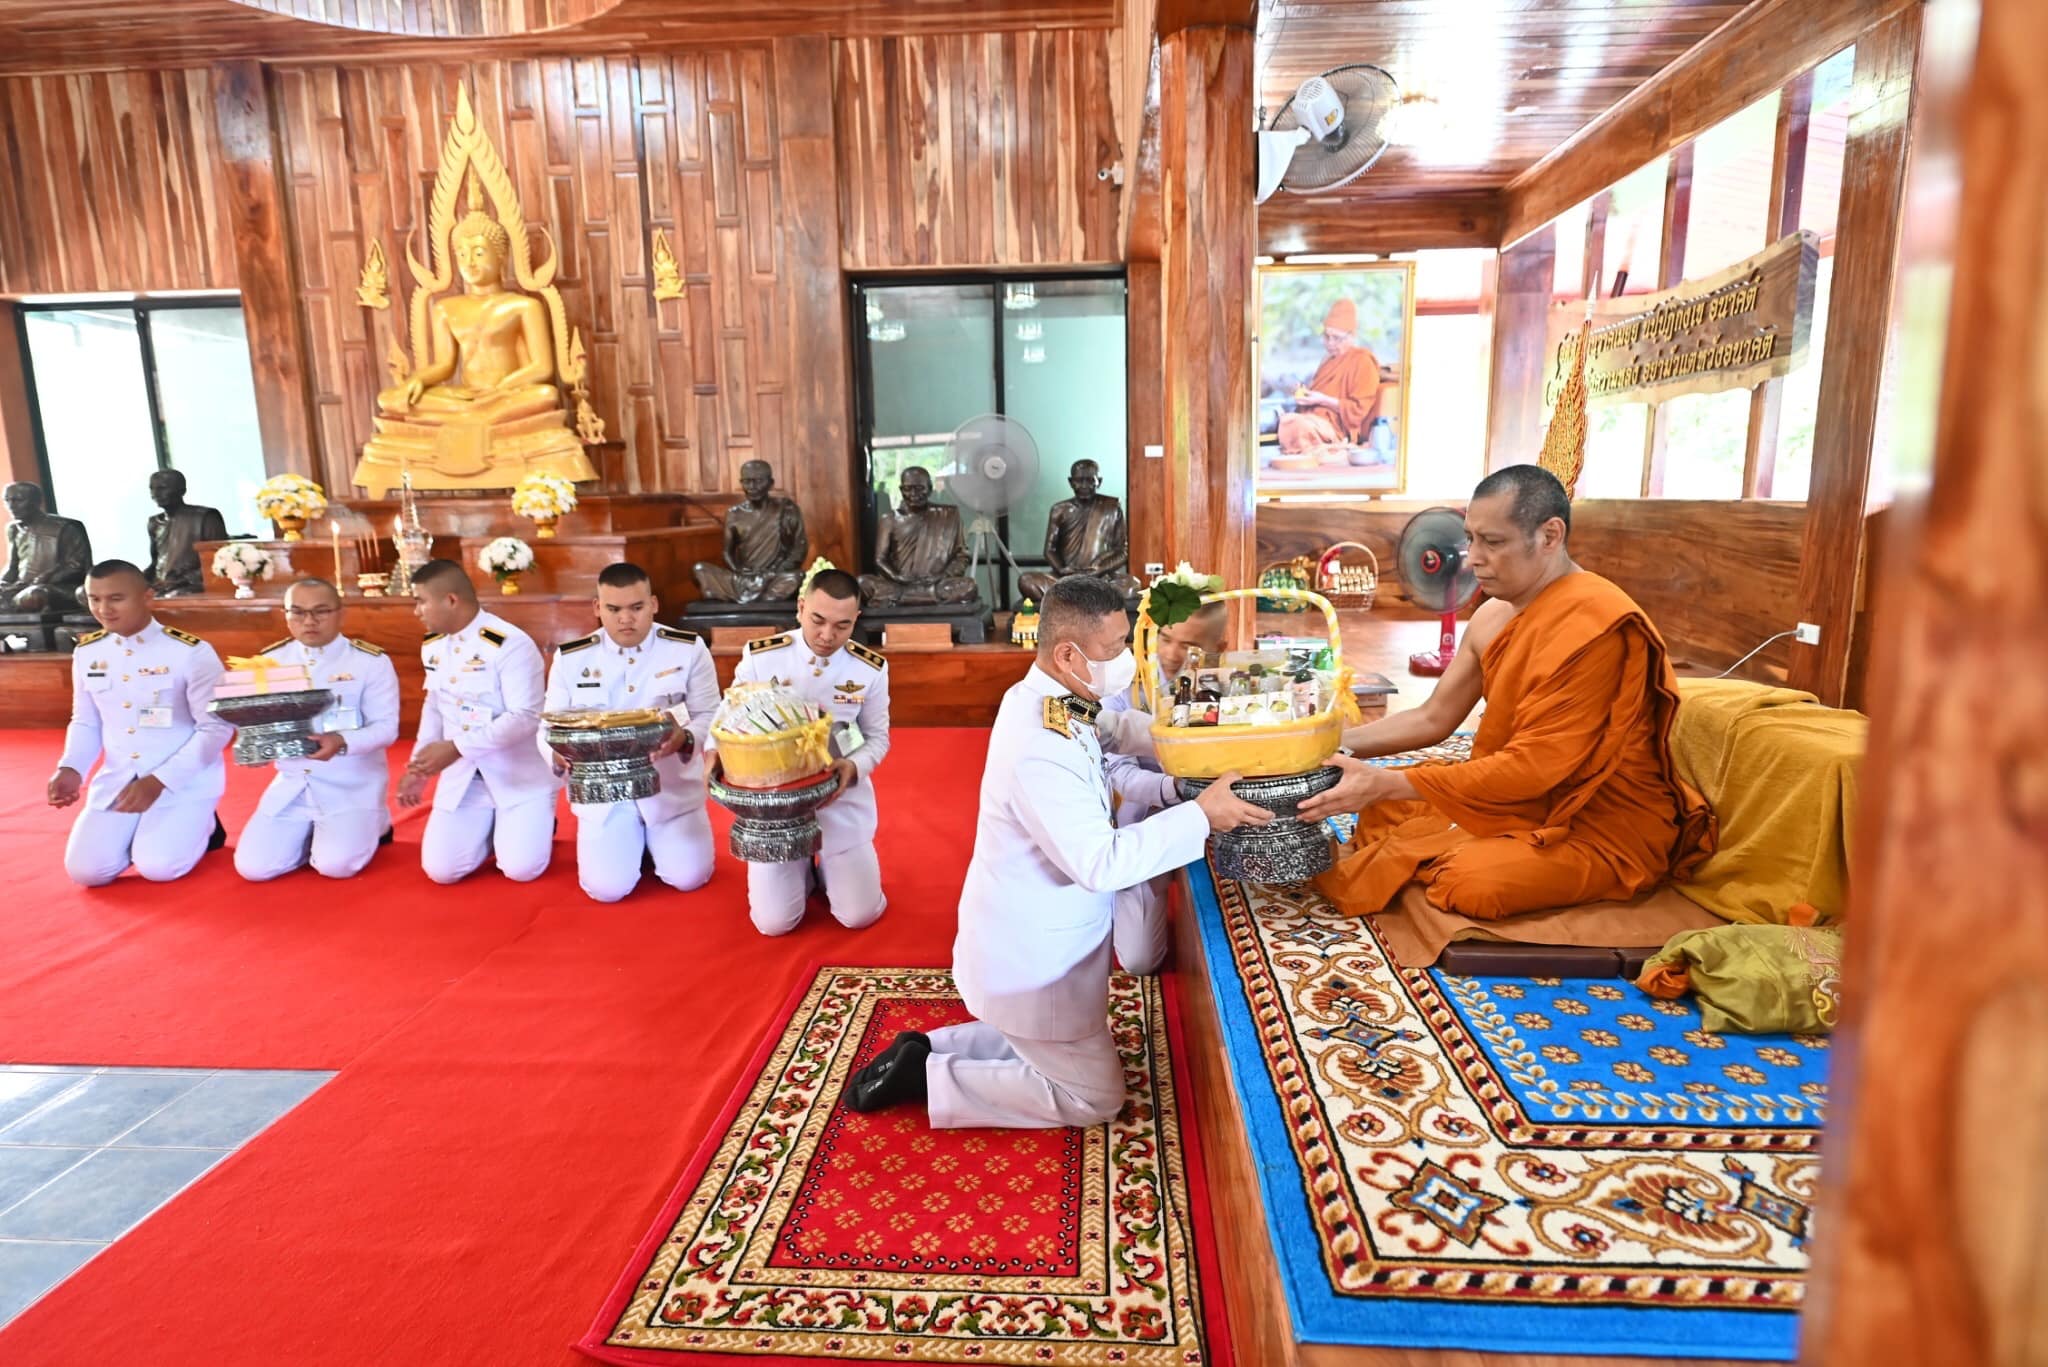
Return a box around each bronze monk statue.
[692,459,807,603]
[146,469,228,599]
[0,482,91,612]
[859,466,980,607]
[1018,459,1142,602]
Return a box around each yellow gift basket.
[1136,586,1359,780]
[709,683,834,789]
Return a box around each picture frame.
[1255,260,1416,497]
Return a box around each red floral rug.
[579,966,1227,1365]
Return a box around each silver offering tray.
[207,688,336,767]
[543,708,677,804]
[707,766,842,864]
[1175,766,1342,886]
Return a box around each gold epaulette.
[74,628,107,646]
[163,626,202,646]
[350,639,386,657]
[657,626,700,645]
[557,633,600,655]
[261,638,290,655]
[1042,696,1071,738]
[847,640,885,669]
[422,631,446,644]
[747,633,792,654]
[479,627,507,647]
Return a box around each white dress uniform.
[234,634,400,881]
[58,620,231,886]
[542,624,721,902]
[1092,666,1175,974]
[927,665,1209,1130]
[417,610,556,884]
[724,631,891,935]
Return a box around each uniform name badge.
[666,701,690,729]
[138,705,174,729]
[321,706,363,733]
[837,719,865,754]
[457,700,494,728]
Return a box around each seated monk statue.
[1018,459,1143,603]
[1296,464,1715,921]
[146,469,228,599]
[859,466,980,607]
[693,459,807,603]
[353,177,596,495]
[0,482,91,612]
[1277,297,1384,455]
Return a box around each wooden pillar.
[0,312,43,489]
[1158,23,1254,619]
[1124,259,1165,580]
[209,61,316,481]
[1800,1,2048,1361]
[1482,226,1555,473]
[1788,9,1920,703]
[774,35,855,573]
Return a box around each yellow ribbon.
[225,654,283,689]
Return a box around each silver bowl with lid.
[543,708,677,804]
[208,689,336,766]
[707,765,843,863]
[1175,766,1342,885]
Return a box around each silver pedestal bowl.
[543,709,676,804]
[708,767,843,864]
[207,689,336,766]
[1175,766,1342,885]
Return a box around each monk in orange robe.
[1277,297,1384,454]
[1298,465,1715,920]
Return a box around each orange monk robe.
[1315,573,1716,921]
[1279,346,1383,451]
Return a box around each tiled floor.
[0,1064,333,1328]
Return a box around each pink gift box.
[214,666,314,698]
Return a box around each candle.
[331,518,343,592]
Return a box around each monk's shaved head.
[1472,465,1571,541]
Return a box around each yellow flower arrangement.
[511,473,580,520]
[253,474,328,540]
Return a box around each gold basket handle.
[1137,585,1343,716]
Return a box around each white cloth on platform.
[417,610,556,883]
[926,665,1207,1129]
[58,619,229,886]
[723,632,891,935]
[542,624,722,902]
[235,634,399,881]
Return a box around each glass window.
[149,307,268,525]
[1550,198,1589,300]
[1683,93,1780,280]
[22,308,162,570]
[1773,45,1856,499]
[1771,252,1833,500]
[1601,156,1669,297]
[1658,388,1751,498]
[1404,312,1490,501]
[1001,279,1127,582]
[1579,403,1649,498]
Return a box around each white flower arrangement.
[476,536,535,580]
[253,474,328,523]
[211,542,274,580]
[510,472,579,520]
[1154,561,1224,593]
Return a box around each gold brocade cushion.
[1639,922,1844,1035]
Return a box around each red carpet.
[0,728,1047,1367]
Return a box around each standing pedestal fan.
[944,413,1040,594]
[1397,507,1480,676]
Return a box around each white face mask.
[1080,647,1137,702]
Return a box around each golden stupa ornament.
[349,83,601,498]
[651,228,683,302]
[357,239,391,310]
[1540,317,1591,499]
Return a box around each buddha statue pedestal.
[355,410,595,499]
[854,601,990,646]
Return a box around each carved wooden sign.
[1546,230,1820,409]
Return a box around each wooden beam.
[1257,190,1505,256]
[209,60,316,479]
[1640,143,1693,498]
[1789,8,1920,703]
[1125,259,1165,576]
[1745,69,1814,498]
[1155,0,1255,35]
[1115,0,1160,261]
[1500,0,1915,248]
[1159,24,1255,634]
[1482,226,1554,473]
[1800,0,2048,1360]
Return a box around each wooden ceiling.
[1256,0,1752,243]
[0,0,1117,74]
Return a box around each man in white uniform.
[722,568,890,935]
[1093,600,1228,974]
[543,561,721,902]
[398,559,556,884]
[846,575,1269,1127]
[48,559,230,885]
[234,577,399,881]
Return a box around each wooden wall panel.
[1484,227,1555,473]
[0,69,238,294]
[835,31,1125,269]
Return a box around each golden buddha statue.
[352,86,601,497]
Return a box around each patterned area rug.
[1188,862,1823,1361]
[581,967,1225,1365]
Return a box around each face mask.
[1081,647,1137,702]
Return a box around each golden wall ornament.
[651,227,683,302]
[356,239,391,310]
[1539,316,1590,500]
[349,82,601,497]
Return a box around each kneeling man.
[1298,465,1714,920]
[236,577,399,880]
[543,562,720,902]
[49,560,230,885]
[399,559,556,884]
[847,575,1269,1127]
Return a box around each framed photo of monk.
[1255,261,1415,496]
